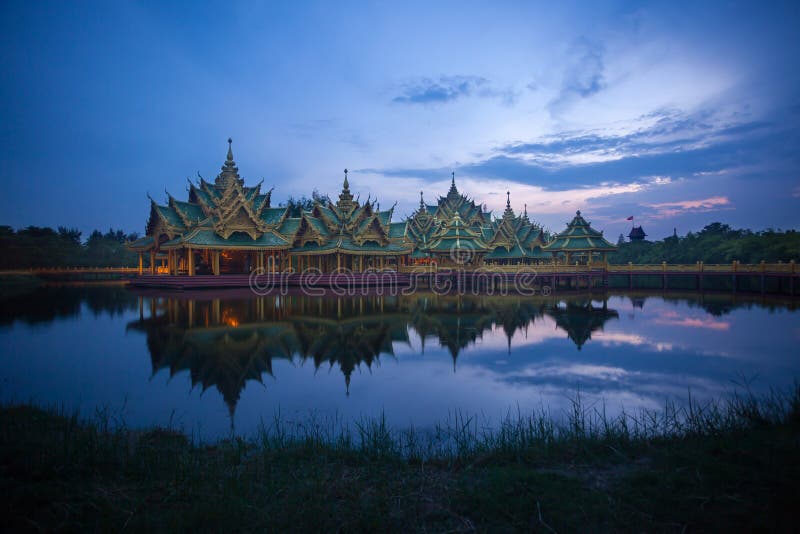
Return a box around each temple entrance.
[220,251,252,274]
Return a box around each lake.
[1,284,798,440]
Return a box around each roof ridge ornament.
[447,171,459,197]
[502,190,515,220]
[216,138,242,187]
[336,168,356,212]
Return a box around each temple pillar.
[150,250,156,274]
[212,251,220,275]
[188,247,195,276]
[138,252,143,275]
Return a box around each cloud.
[461,109,780,191]
[645,196,731,219]
[548,39,606,115]
[366,106,781,195]
[652,310,730,331]
[353,171,670,228]
[392,75,516,105]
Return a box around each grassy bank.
[1,388,797,532]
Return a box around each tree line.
[611,223,800,264]
[1,221,798,269]
[0,226,141,269]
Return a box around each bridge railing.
[607,261,797,274]
[13,262,795,277]
[397,261,797,275]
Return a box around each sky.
[1,0,798,240]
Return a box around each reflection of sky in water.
[0,288,797,439]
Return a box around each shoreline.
[1,386,797,531]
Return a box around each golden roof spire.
[216,137,242,187]
[337,168,356,212]
[447,171,459,197]
[502,190,515,220]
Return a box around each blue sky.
[1,0,798,240]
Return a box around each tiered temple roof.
[291,169,411,256]
[484,193,549,261]
[544,210,617,257]
[128,140,616,268]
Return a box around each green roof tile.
[127,236,154,250]
[277,217,301,236]
[260,207,286,226]
[161,229,289,249]
[388,221,407,238]
[155,204,186,229]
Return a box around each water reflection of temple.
[546,300,619,349]
[126,293,621,415]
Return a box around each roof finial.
[506,190,511,208]
[343,168,349,189]
[576,209,581,216]
[524,203,528,217]
[226,138,233,161]
[419,190,425,209]
[448,171,458,196]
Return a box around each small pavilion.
[543,210,617,264]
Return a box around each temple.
[128,140,616,274]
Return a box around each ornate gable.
[294,214,330,246]
[353,214,389,246]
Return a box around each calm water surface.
[1,285,798,439]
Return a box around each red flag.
[626,215,634,221]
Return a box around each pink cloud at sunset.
[652,310,730,331]
[645,196,731,219]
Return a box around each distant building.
[628,226,647,242]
